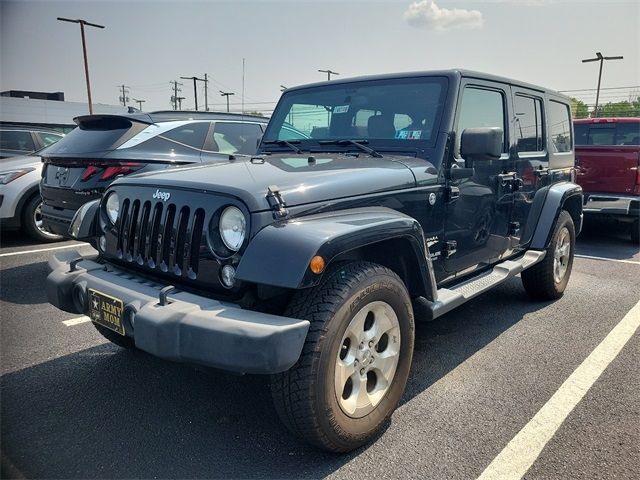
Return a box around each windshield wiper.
[263,139,302,154]
[318,139,383,158]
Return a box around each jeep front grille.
[116,198,205,279]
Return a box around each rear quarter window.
[548,101,572,152]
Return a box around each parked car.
[40,111,268,236]
[47,70,582,452]
[0,125,64,159]
[0,152,63,241]
[574,117,640,242]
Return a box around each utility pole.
[220,91,234,112]
[318,69,339,81]
[117,84,130,106]
[180,75,206,110]
[582,52,624,117]
[203,74,209,111]
[176,96,185,109]
[170,80,183,110]
[57,17,104,114]
[132,98,145,110]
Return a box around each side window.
[456,87,506,156]
[212,122,263,155]
[0,130,35,152]
[161,122,209,150]
[548,101,572,152]
[515,95,544,152]
[37,132,64,146]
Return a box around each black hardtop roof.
[284,69,569,101]
[73,110,268,127]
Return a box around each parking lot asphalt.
[1,222,639,479]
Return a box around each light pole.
[57,17,104,114]
[318,69,339,81]
[220,91,234,112]
[132,98,145,110]
[582,52,623,117]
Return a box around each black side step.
[415,250,546,321]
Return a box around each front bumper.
[47,250,310,374]
[583,194,639,218]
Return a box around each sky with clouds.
[1,0,638,113]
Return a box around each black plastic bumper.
[41,203,77,236]
[583,193,640,219]
[47,250,310,374]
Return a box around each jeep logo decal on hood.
[152,189,171,202]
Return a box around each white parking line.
[62,316,91,326]
[575,254,640,265]
[0,243,89,258]
[477,299,640,480]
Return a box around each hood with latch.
[111,153,418,212]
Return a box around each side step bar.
[416,250,546,321]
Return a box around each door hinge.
[443,240,457,258]
[448,185,460,201]
[508,221,521,235]
[266,185,289,219]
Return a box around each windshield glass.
[262,76,448,152]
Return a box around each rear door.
[575,121,640,194]
[510,88,548,246]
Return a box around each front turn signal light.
[310,255,326,274]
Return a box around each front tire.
[522,210,575,300]
[270,261,415,452]
[22,195,63,243]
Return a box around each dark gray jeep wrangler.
[47,70,583,452]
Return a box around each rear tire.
[22,195,63,243]
[522,210,575,300]
[270,261,415,452]
[93,323,135,349]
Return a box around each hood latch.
[266,185,289,219]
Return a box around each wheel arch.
[529,182,583,250]
[235,207,437,301]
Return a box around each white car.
[0,154,63,242]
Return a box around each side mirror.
[460,127,503,164]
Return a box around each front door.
[444,80,514,275]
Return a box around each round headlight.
[105,192,120,224]
[219,206,246,251]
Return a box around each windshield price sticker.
[396,130,422,140]
[333,105,349,114]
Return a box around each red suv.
[575,117,640,242]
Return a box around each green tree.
[246,111,266,117]
[594,97,640,117]
[570,97,589,119]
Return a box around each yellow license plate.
[88,289,125,336]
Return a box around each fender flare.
[528,182,583,250]
[235,207,437,299]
